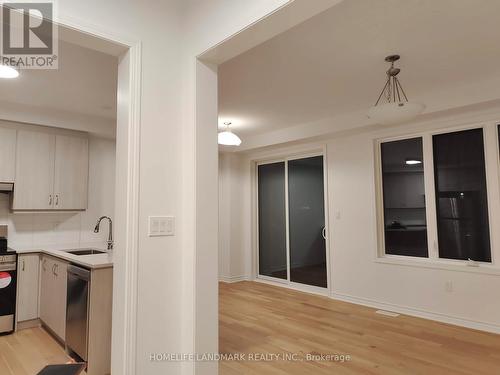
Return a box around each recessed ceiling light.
[218,122,242,146]
[0,65,19,79]
[405,158,422,165]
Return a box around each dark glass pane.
[258,162,287,279]
[433,129,491,262]
[381,138,428,257]
[288,156,327,288]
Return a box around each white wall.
[0,102,116,139]
[327,120,500,332]
[53,1,296,374]
[181,2,296,375]
[58,4,186,374]
[218,152,252,282]
[4,136,115,250]
[218,154,231,280]
[219,110,500,333]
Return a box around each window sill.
[375,255,500,276]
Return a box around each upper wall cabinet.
[12,130,89,211]
[13,131,55,210]
[0,128,17,183]
[54,135,89,210]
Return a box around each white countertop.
[13,244,113,269]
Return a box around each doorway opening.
[0,8,141,374]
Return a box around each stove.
[0,225,16,334]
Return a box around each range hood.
[0,183,13,192]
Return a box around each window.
[378,126,494,265]
[380,138,428,257]
[433,129,491,262]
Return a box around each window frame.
[378,136,430,258]
[374,122,500,275]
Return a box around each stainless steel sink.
[66,249,107,256]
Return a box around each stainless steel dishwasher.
[66,265,90,362]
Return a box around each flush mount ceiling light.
[405,158,422,165]
[218,122,242,146]
[368,55,425,125]
[0,64,19,79]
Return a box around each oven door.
[0,259,17,333]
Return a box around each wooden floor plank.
[219,281,500,375]
[1,282,499,375]
[0,327,72,375]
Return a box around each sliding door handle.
[322,227,326,240]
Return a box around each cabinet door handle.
[49,195,53,206]
[22,260,25,271]
[54,264,59,277]
[42,259,47,271]
[52,264,56,276]
[55,194,59,206]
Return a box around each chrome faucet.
[94,216,113,250]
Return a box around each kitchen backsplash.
[0,194,106,250]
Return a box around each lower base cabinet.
[39,255,68,340]
[17,254,40,323]
[16,252,112,375]
[87,267,113,375]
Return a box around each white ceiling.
[0,40,118,119]
[0,26,120,138]
[219,0,500,149]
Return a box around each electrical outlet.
[148,216,175,237]
[445,281,453,293]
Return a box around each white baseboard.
[331,292,500,334]
[16,318,41,331]
[219,275,250,283]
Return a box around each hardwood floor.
[219,281,500,375]
[3,283,499,374]
[0,327,73,375]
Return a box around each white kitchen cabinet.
[52,257,68,339]
[16,254,40,322]
[54,135,89,210]
[39,255,68,340]
[39,256,54,333]
[13,130,55,210]
[12,130,88,211]
[0,128,17,182]
[20,251,112,373]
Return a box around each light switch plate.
[148,216,175,237]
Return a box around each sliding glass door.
[257,155,328,289]
[258,162,288,280]
[288,156,327,287]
